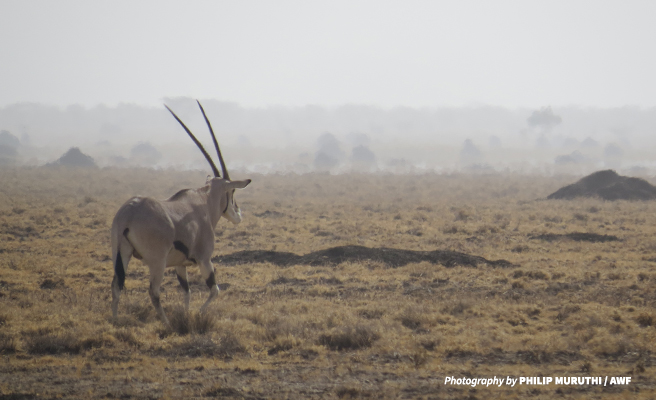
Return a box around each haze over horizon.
[1,1,655,110]
[2,1,656,175]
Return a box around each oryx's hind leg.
[199,259,219,313]
[175,266,190,311]
[111,241,133,318]
[147,258,170,326]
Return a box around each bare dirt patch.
[213,245,515,268]
[444,348,584,366]
[530,232,621,243]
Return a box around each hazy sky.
[1,1,655,109]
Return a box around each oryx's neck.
[204,184,225,228]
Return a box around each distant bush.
[0,130,19,149]
[351,145,376,165]
[49,147,96,168]
[130,142,162,165]
[314,132,344,171]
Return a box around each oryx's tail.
[115,249,126,290]
[113,227,130,291]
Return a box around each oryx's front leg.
[175,266,191,311]
[199,259,219,312]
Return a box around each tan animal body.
[110,101,251,325]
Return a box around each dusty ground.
[0,167,655,399]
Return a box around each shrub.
[636,314,653,327]
[318,325,379,351]
[168,307,217,336]
[0,333,16,354]
[171,333,245,359]
[125,300,153,323]
[113,328,141,347]
[23,330,81,355]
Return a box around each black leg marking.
[151,296,161,309]
[114,250,125,290]
[173,241,190,259]
[206,272,217,288]
[177,274,190,292]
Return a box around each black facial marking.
[176,274,190,292]
[173,241,190,259]
[114,250,125,290]
[223,193,229,214]
[123,228,129,237]
[206,272,217,288]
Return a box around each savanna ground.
[0,167,655,399]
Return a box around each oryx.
[110,101,251,325]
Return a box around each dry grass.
[167,307,217,336]
[0,167,655,398]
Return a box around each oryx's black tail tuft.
[115,250,125,290]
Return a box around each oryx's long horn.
[164,104,221,178]
[196,100,230,181]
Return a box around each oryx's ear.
[206,175,213,184]
[227,179,251,190]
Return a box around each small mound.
[547,170,656,201]
[212,245,514,268]
[49,147,97,168]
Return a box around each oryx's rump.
[111,193,213,271]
